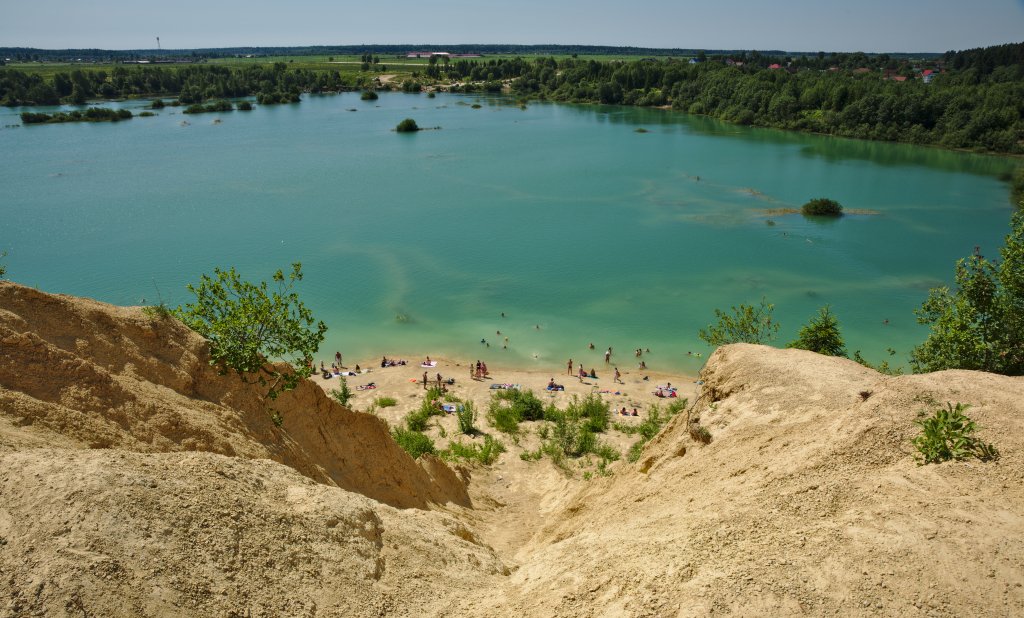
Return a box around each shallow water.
[1,93,1017,373]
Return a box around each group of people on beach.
[472,360,489,380]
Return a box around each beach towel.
[356,383,377,391]
[546,386,565,391]
[442,404,464,414]
[489,383,520,390]
[420,361,437,368]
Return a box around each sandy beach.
[311,352,700,432]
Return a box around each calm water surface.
[1,94,1017,373]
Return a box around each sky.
[3,0,1023,53]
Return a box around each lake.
[1,93,1017,373]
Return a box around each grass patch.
[391,427,436,459]
[374,396,397,408]
[442,435,506,465]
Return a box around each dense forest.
[2,42,1022,154]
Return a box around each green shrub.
[444,435,505,465]
[801,197,844,217]
[487,397,522,434]
[374,396,397,408]
[698,297,779,346]
[396,117,419,132]
[237,101,253,111]
[361,90,379,100]
[567,393,610,432]
[624,400,687,462]
[911,211,1024,375]
[912,402,999,464]
[457,400,477,435]
[391,427,436,459]
[139,111,155,117]
[787,306,847,357]
[330,377,353,407]
[150,99,165,109]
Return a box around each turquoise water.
[1,94,1017,373]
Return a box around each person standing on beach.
[567,358,573,376]
[422,371,428,389]
[614,367,622,384]
[604,348,611,363]
[335,351,342,367]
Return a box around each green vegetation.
[787,306,847,357]
[330,377,354,407]
[5,41,1022,153]
[0,250,7,278]
[256,91,300,104]
[525,394,618,472]
[237,101,253,111]
[486,388,546,434]
[138,111,155,117]
[698,297,779,346]
[853,348,904,376]
[443,435,506,465]
[912,402,999,464]
[374,396,397,408]
[183,99,233,114]
[456,400,477,435]
[20,107,132,124]
[395,117,419,132]
[617,399,687,462]
[391,427,436,459]
[801,197,844,217]
[361,90,378,100]
[1011,166,1024,207]
[150,99,165,109]
[911,211,1024,375]
[173,263,327,401]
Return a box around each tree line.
[0,62,355,107]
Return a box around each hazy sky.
[3,0,1023,53]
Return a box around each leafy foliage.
[911,402,999,464]
[391,427,436,459]
[374,396,397,408]
[698,297,779,347]
[911,211,1024,375]
[173,263,327,400]
[456,400,477,435]
[330,377,354,407]
[0,250,7,278]
[801,197,844,217]
[852,348,904,375]
[787,306,847,357]
[486,388,545,434]
[443,435,505,465]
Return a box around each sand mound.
[459,344,1024,616]
[0,448,504,617]
[0,281,467,509]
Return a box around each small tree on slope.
[911,210,1024,375]
[174,263,327,400]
